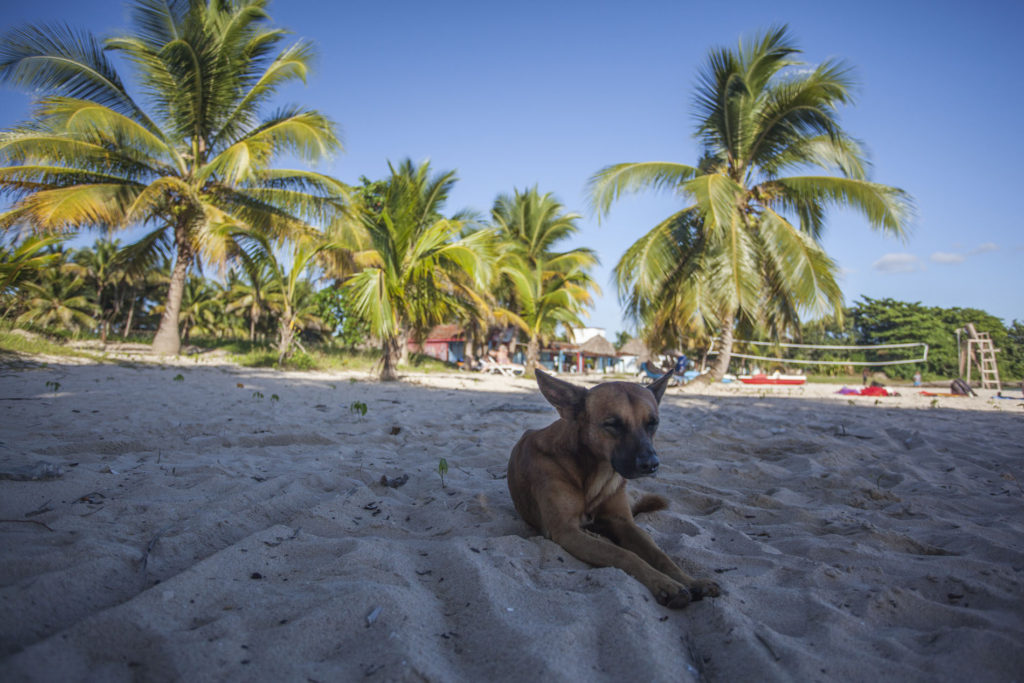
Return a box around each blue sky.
[2,0,1022,335]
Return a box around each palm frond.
[344,267,395,340]
[613,208,699,303]
[13,183,139,230]
[203,108,341,184]
[587,162,699,217]
[758,207,842,318]
[214,40,317,145]
[124,175,198,224]
[0,22,154,130]
[682,173,745,233]
[765,134,869,180]
[35,97,180,171]
[770,175,913,238]
[0,129,164,180]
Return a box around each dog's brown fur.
[507,370,720,608]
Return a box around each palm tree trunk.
[122,292,135,340]
[707,311,736,381]
[380,336,400,381]
[97,283,108,344]
[525,335,540,377]
[152,228,192,355]
[277,306,294,365]
[397,329,411,365]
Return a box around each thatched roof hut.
[614,337,647,362]
[579,334,616,357]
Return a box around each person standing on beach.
[913,370,922,387]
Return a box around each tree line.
[800,298,1024,381]
[1,173,597,378]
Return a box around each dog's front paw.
[655,583,693,609]
[688,578,721,600]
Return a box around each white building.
[567,327,607,344]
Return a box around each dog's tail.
[631,494,669,517]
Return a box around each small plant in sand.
[930,398,939,409]
[1001,472,1024,495]
[350,401,368,417]
[252,391,264,400]
[173,374,184,382]
[437,457,449,488]
[271,394,280,403]
[44,380,60,395]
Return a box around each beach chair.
[639,361,681,386]
[480,359,525,376]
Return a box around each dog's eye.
[602,418,623,434]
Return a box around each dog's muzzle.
[613,448,660,479]
[637,452,660,476]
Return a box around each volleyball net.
[707,339,929,368]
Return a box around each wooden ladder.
[971,332,1001,390]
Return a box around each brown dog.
[507,369,720,608]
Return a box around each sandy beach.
[2,355,1023,681]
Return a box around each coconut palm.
[490,187,599,375]
[174,277,223,343]
[16,255,97,333]
[234,230,336,363]
[114,252,171,340]
[1,234,64,318]
[73,238,125,342]
[344,159,490,381]
[225,255,278,343]
[491,187,595,269]
[503,260,596,376]
[589,26,912,379]
[0,0,345,355]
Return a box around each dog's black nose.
[638,455,659,475]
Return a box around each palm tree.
[73,238,124,342]
[115,252,170,340]
[225,255,277,344]
[0,0,345,355]
[490,187,599,375]
[503,260,596,376]
[234,230,337,363]
[344,159,490,381]
[1,233,64,319]
[174,277,222,343]
[16,255,97,333]
[589,26,912,379]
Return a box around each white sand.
[1,355,1023,681]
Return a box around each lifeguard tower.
[957,323,1001,390]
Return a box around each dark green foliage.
[798,299,1021,381]
[286,352,316,371]
[313,285,369,349]
[1004,321,1024,380]
[849,297,1018,380]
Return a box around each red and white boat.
[738,373,807,386]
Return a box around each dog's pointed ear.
[536,369,587,419]
[647,371,673,404]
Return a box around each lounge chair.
[639,361,681,386]
[480,359,526,376]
